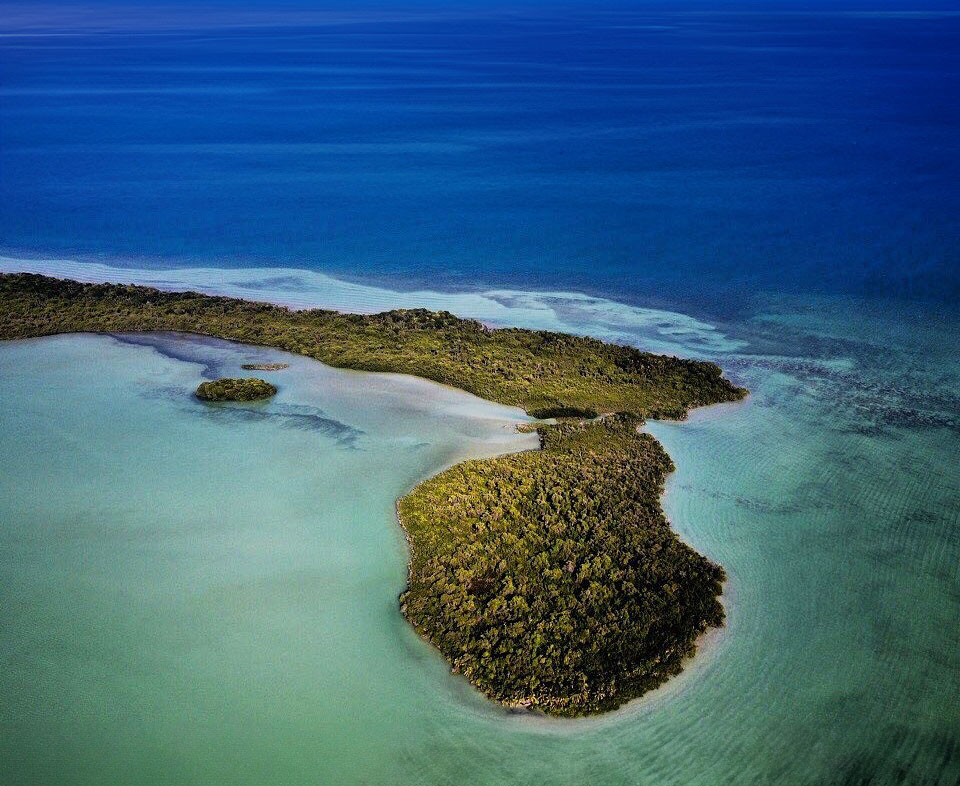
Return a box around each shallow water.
[1,289,958,785]
[0,332,541,785]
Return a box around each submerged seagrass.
[0,273,746,715]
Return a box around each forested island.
[240,362,289,371]
[195,377,277,402]
[0,272,746,716]
[399,415,726,715]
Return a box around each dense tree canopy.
[0,274,744,417]
[195,377,276,402]
[400,416,726,716]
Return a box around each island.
[240,362,289,371]
[195,377,277,402]
[0,272,746,716]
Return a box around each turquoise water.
[1,285,958,784]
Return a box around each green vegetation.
[195,377,276,402]
[527,405,599,420]
[0,274,743,417]
[0,272,745,716]
[399,415,725,716]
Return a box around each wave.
[0,255,747,357]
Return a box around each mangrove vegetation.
[0,274,743,418]
[399,415,726,715]
[0,272,746,716]
[195,377,277,402]
[240,362,289,371]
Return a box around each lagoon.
[2,286,959,783]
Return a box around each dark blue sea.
[2,4,959,785]
[2,3,958,310]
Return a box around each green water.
[2,295,959,784]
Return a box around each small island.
[0,272,746,716]
[195,377,277,402]
[240,362,289,371]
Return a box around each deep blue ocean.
[2,3,958,311]
[2,5,960,785]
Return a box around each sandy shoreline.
[2,271,741,722]
[394,415,736,725]
[0,254,747,356]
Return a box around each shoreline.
[0,254,748,357]
[477,424,739,730]
[9,327,729,720]
[497,583,736,732]
[1,273,745,717]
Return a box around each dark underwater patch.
[192,401,364,448]
[111,331,294,381]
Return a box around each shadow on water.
[189,400,364,449]
[113,332,366,448]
